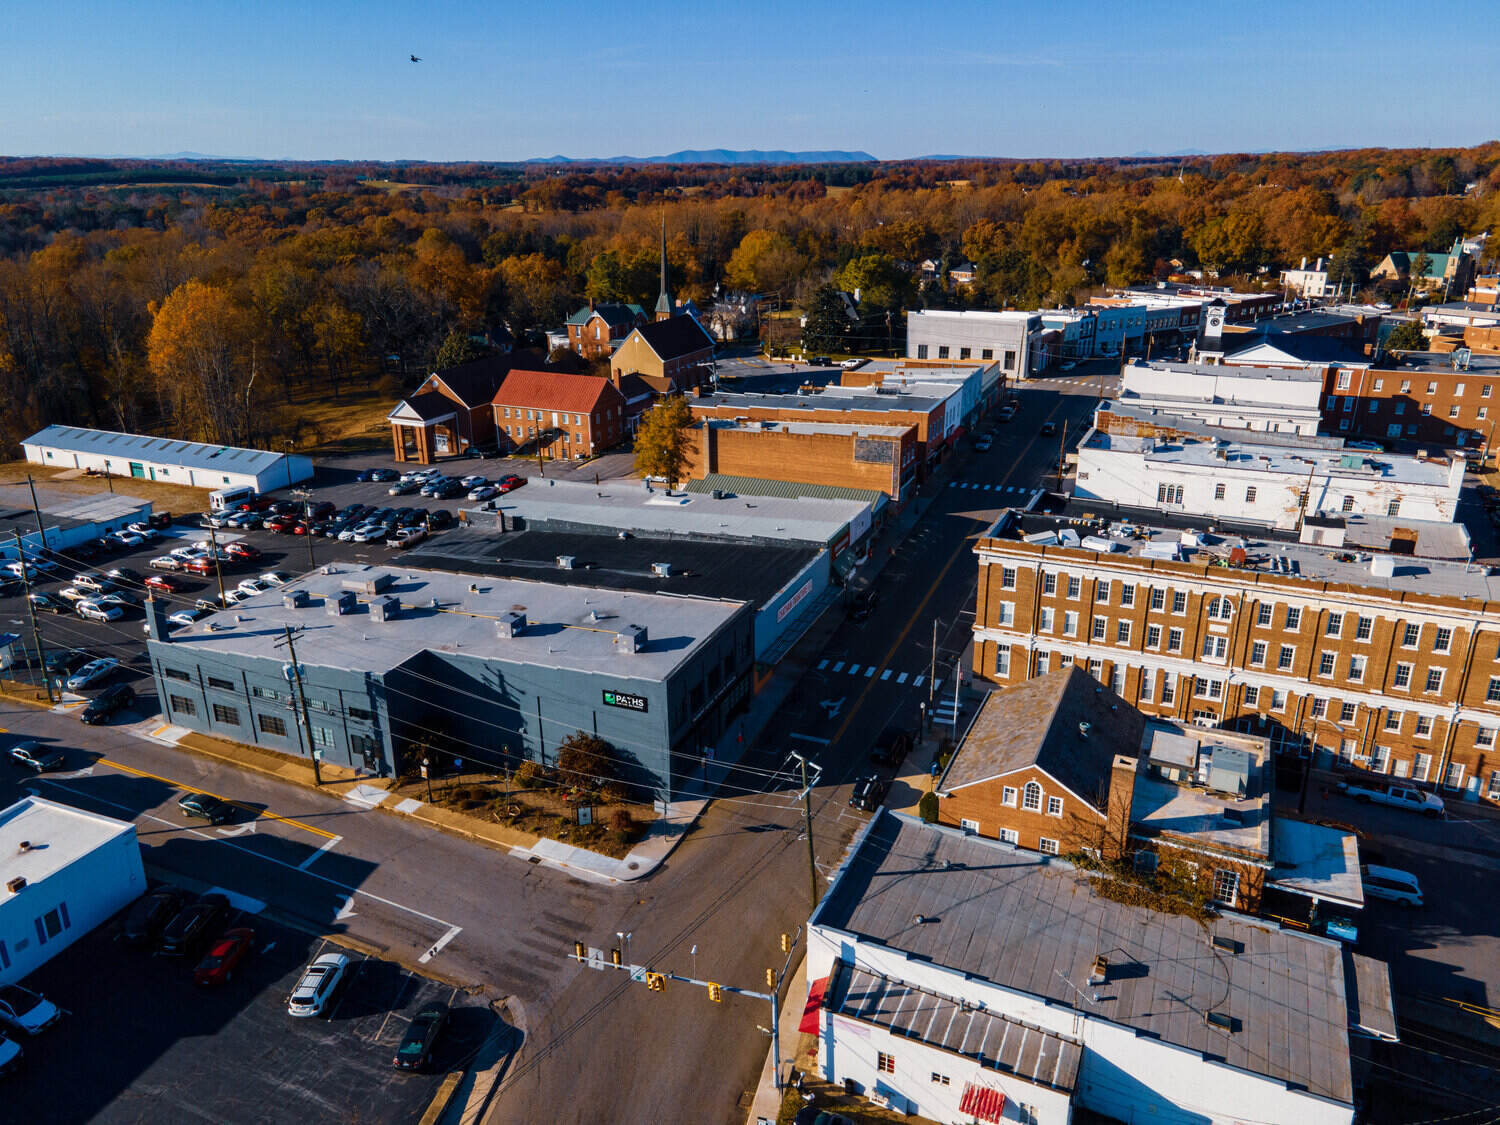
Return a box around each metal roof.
[814,811,1354,1104]
[824,961,1081,1093]
[22,425,292,476]
[685,473,886,507]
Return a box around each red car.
[193,927,255,986]
[144,574,183,594]
[234,496,273,513]
[290,520,313,536]
[497,475,526,494]
[266,515,299,533]
[183,557,218,576]
[225,542,261,562]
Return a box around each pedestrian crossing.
[817,657,928,690]
[949,482,1033,491]
[932,697,962,726]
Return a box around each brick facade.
[691,399,942,472]
[1319,362,1499,449]
[684,422,916,500]
[937,764,1107,855]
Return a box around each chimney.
[589,297,595,314]
[1103,754,1138,861]
[145,594,173,643]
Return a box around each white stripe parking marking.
[847,664,860,675]
[296,835,343,870]
[864,666,876,677]
[418,925,463,964]
[913,675,925,687]
[896,672,908,684]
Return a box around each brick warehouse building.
[683,417,918,502]
[970,503,1500,804]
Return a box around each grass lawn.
[287,382,398,455]
[0,459,212,516]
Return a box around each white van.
[1362,865,1423,907]
[209,486,257,512]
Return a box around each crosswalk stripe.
[865,666,876,678]
[896,672,908,684]
[913,675,925,687]
[831,661,844,673]
[880,669,892,681]
[848,664,861,675]
[817,659,828,671]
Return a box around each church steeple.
[654,209,673,321]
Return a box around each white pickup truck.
[1337,779,1445,818]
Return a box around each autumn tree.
[724,229,804,295]
[633,394,696,487]
[435,327,484,370]
[146,279,257,444]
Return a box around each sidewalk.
[746,954,809,1125]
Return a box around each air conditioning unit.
[5,877,25,894]
[557,555,576,570]
[651,562,672,578]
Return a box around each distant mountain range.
[529,149,878,165]
[1129,149,1211,158]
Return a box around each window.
[1256,604,1272,627]
[1312,697,1328,718]
[169,695,196,717]
[1214,483,1226,501]
[1425,668,1444,693]
[1096,580,1111,603]
[1140,668,1155,702]
[1039,607,1055,632]
[1022,782,1042,811]
[1456,382,1467,397]
[1000,566,1017,590]
[1047,796,1063,817]
[1001,786,1018,807]
[350,733,380,757]
[211,703,239,725]
[1212,869,1241,907]
[916,344,928,359]
[1479,727,1497,749]
[1483,407,1491,420]
[1384,711,1403,732]
[1403,623,1420,647]
[1356,616,1373,641]
[1172,591,1187,615]
[1348,655,1367,681]
[1244,685,1259,706]
[1427,381,1438,395]
[937,345,949,359]
[1445,762,1466,790]
[1326,613,1343,637]
[1067,576,1081,599]
[163,667,190,682]
[1245,486,1257,503]
[1371,746,1391,773]
[1393,662,1413,689]
[981,349,992,360]
[1413,752,1432,781]
[1157,483,1184,505]
[1201,635,1227,660]
[1034,652,1049,675]
[1277,645,1295,671]
[1340,701,1357,723]
[1434,627,1453,653]
[206,675,234,691]
[311,726,333,749]
[1038,837,1060,855]
[1092,616,1107,641]
[994,645,1011,677]
[1116,621,1131,644]
[348,706,375,722]
[959,347,971,360]
[959,818,980,835]
[877,1052,895,1074]
[1336,370,1352,390]
[1206,596,1232,621]
[998,827,1019,844]
[1063,611,1078,636]
[1250,641,1269,666]
[1120,585,1135,607]
[1271,689,1287,710]
[1042,572,1057,595]
[1161,673,1176,705]
[1488,677,1500,703]
[1168,627,1183,652]
[1415,715,1434,737]
[1284,607,1301,631]
[1195,676,1223,700]
[1150,587,1165,611]
[1400,379,1411,394]
[1004,350,1016,370]
[931,1073,951,1086]
[1146,624,1162,648]
[258,714,288,737]
[1318,651,1336,676]
[1450,405,1461,419]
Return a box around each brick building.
[1317,352,1500,451]
[490,370,626,460]
[564,302,646,359]
[388,359,510,464]
[971,503,1500,804]
[685,417,917,501]
[610,316,715,393]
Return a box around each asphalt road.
[485,382,1109,1124]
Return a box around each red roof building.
[490,370,627,460]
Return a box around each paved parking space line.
[864,666,876,678]
[790,733,831,745]
[912,675,924,687]
[830,661,844,672]
[99,756,340,841]
[847,664,860,675]
[296,835,343,869]
[418,925,463,964]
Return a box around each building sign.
[777,578,815,623]
[602,689,648,713]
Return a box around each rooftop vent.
[5,877,24,894]
[556,555,575,570]
[369,595,400,623]
[614,623,647,653]
[326,590,356,617]
[711,489,724,500]
[17,840,32,853]
[496,610,526,639]
[651,562,672,578]
[1211,935,1243,954]
[1088,956,1109,986]
[282,590,309,609]
[1205,1011,1237,1032]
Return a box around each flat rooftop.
[1124,359,1324,385]
[702,417,910,439]
[1271,819,1365,908]
[160,565,746,682]
[487,478,868,548]
[684,473,886,507]
[695,389,946,415]
[410,529,815,611]
[1083,430,1457,488]
[0,797,134,889]
[908,309,1038,323]
[1381,351,1500,375]
[987,501,1500,601]
[1133,723,1271,860]
[1101,404,1336,449]
[855,359,991,380]
[815,811,1352,1104]
[0,484,151,526]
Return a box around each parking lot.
[4,903,497,1124]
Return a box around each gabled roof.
[21,425,290,476]
[390,391,458,423]
[425,355,515,407]
[492,370,624,415]
[938,667,1143,806]
[1225,336,1368,365]
[629,315,715,361]
[565,303,645,328]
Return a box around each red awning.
[798,976,829,1034]
[959,1082,1007,1123]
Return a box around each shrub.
[514,761,544,789]
[600,782,631,806]
[557,731,616,786]
[917,791,939,824]
[610,809,636,836]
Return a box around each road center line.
[100,756,339,840]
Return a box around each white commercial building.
[807,811,1369,1125]
[1075,424,1465,530]
[0,797,146,986]
[22,425,314,494]
[1281,257,1335,299]
[907,310,1042,382]
[1117,359,1325,436]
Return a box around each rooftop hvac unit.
[556,555,575,570]
[1203,745,1251,797]
[1371,555,1395,578]
[282,590,309,609]
[325,590,356,616]
[495,610,526,639]
[341,571,394,596]
[5,877,25,893]
[651,562,672,578]
[615,623,647,653]
[369,595,400,623]
[711,489,724,500]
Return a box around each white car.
[58,586,93,604]
[337,525,363,542]
[236,579,270,598]
[459,475,487,489]
[467,485,498,501]
[126,523,159,540]
[169,607,210,628]
[149,555,184,571]
[4,559,54,579]
[0,985,62,1037]
[352,523,390,544]
[287,952,351,1017]
[170,545,207,560]
[260,571,293,587]
[1362,865,1423,907]
[66,658,118,691]
[111,530,145,548]
[839,357,867,370]
[76,601,124,623]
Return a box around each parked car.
[110,530,146,548]
[236,579,270,598]
[1336,779,1445,818]
[847,588,878,622]
[354,468,378,482]
[390,528,428,549]
[144,574,183,594]
[468,485,498,501]
[57,586,94,604]
[225,542,262,562]
[1040,421,1058,436]
[29,592,71,615]
[387,479,420,496]
[427,509,455,530]
[392,1003,449,1071]
[973,434,993,452]
[0,985,62,1036]
[126,522,160,541]
[72,573,110,594]
[179,792,234,825]
[287,952,351,1017]
[370,468,398,483]
[472,443,501,459]
[96,590,142,611]
[9,741,66,772]
[496,475,525,494]
[80,684,135,725]
[352,523,391,544]
[76,601,124,623]
[66,658,119,692]
[44,650,91,678]
[195,928,256,986]
[849,775,891,812]
[870,727,913,769]
[183,557,218,577]
[260,571,293,587]
[149,555,185,571]
[157,893,232,958]
[1362,864,1423,907]
[266,515,299,534]
[119,886,190,948]
[459,475,487,489]
[106,567,145,585]
[169,607,211,628]
[839,357,867,370]
[199,511,232,529]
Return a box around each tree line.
[1,144,1497,455]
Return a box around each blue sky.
[4,1,1496,161]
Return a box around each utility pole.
[277,625,322,785]
[13,531,56,702]
[207,525,227,606]
[789,751,822,910]
[25,475,47,550]
[928,618,938,710]
[1056,419,1068,491]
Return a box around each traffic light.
[610,947,622,967]
[766,968,777,989]
[574,941,586,962]
[646,972,666,992]
[707,982,723,1003]
[779,932,791,954]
